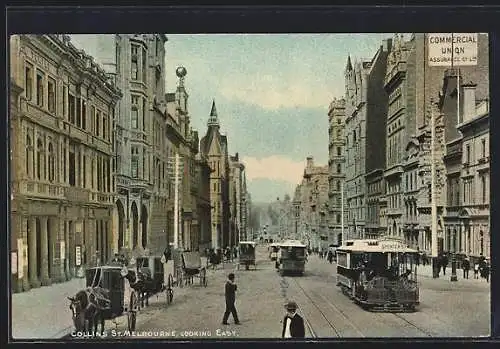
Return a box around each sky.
[70,33,396,203]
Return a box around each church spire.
[345,54,353,71]
[207,99,219,127]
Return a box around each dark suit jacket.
[282,313,305,338]
[225,281,237,304]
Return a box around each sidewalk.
[11,277,87,339]
[415,264,490,284]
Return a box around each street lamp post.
[451,230,458,281]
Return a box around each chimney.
[306,156,314,168]
[461,82,477,123]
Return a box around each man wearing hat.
[222,273,240,325]
[282,301,305,338]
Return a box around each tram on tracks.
[277,240,307,276]
[336,237,420,312]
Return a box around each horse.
[122,268,157,308]
[68,289,107,336]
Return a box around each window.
[76,97,81,128]
[465,144,470,164]
[69,146,75,186]
[82,101,87,130]
[36,138,43,180]
[142,148,146,179]
[336,214,341,224]
[481,139,486,159]
[47,78,56,113]
[25,135,32,177]
[337,129,341,138]
[131,95,139,129]
[142,98,147,131]
[48,142,55,182]
[91,106,96,133]
[102,114,107,140]
[481,175,486,203]
[63,86,67,117]
[36,72,44,107]
[131,147,138,178]
[69,94,76,124]
[142,47,147,83]
[336,163,341,173]
[96,110,100,137]
[353,130,357,142]
[25,64,33,101]
[336,180,340,191]
[82,155,86,188]
[116,43,121,75]
[131,45,139,80]
[337,147,341,156]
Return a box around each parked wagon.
[336,237,420,312]
[135,254,175,305]
[175,251,208,288]
[237,241,257,270]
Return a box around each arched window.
[26,135,32,178]
[48,142,55,182]
[36,138,43,180]
[336,180,340,191]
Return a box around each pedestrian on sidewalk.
[282,301,305,338]
[222,273,240,325]
[441,253,448,276]
[462,257,470,279]
[474,262,480,279]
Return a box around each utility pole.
[430,100,439,278]
[341,180,345,245]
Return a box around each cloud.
[219,75,334,110]
[242,155,305,185]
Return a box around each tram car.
[277,240,307,275]
[268,242,280,261]
[336,238,420,312]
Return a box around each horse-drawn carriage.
[68,251,175,335]
[174,251,208,288]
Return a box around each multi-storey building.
[200,101,230,250]
[295,157,329,249]
[10,35,121,292]
[229,153,247,245]
[440,73,490,262]
[327,98,346,246]
[110,34,171,257]
[194,152,212,251]
[344,39,391,240]
[385,33,490,252]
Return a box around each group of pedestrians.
[220,272,306,338]
[461,256,490,282]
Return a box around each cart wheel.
[127,311,137,332]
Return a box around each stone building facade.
[344,39,391,240]
[295,157,329,249]
[229,153,247,245]
[10,35,121,292]
[327,98,346,246]
[194,152,212,251]
[200,101,231,250]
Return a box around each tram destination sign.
[428,33,478,66]
[379,240,406,251]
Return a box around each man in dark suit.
[222,273,240,325]
[282,301,305,338]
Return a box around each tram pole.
[430,98,439,279]
[450,34,459,282]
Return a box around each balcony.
[90,192,114,204]
[64,186,90,202]
[116,175,131,188]
[17,180,64,199]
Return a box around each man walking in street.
[222,273,240,325]
[282,301,305,338]
[462,257,470,279]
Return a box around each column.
[68,220,75,278]
[21,217,31,291]
[48,217,60,282]
[40,216,51,286]
[64,220,71,280]
[28,217,40,288]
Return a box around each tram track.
[285,275,341,338]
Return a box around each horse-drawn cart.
[237,241,257,270]
[68,265,138,335]
[175,251,208,288]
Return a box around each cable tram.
[277,240,307,275]
[336,238,420,312]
